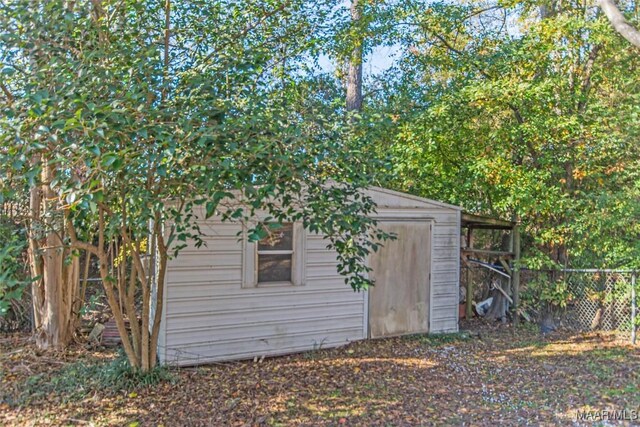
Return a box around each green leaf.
[205,201,217,219]
[101,153,121,169]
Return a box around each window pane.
[258,223,293,251]
[258,254,292,283]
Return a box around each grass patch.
[405,331,471,346]
[588,347,629,360]
[15,352,174,405]
[603,384,640,399]
[512,337,547,349]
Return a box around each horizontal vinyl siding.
[161,219,365,366]
[166,314,364,346]
[163,329,362,366]
[432,245,458,261]
[306,234,334,251]
[429,210,460,333]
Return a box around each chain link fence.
[462,266,638,342]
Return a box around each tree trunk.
[485,286,508,321]
[28,166,44,334]
[591,305,604,330]
[28,160,80,349]
[149,216,168,370]
[539,0,559,19]
[346,0,363,112]
[88,204,170,372]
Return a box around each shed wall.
[159,187,460,365]
[159,214,366,366]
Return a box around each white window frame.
[242,222,306,288]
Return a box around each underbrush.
[13,352,175,405]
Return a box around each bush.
[0,219,30,331]
[520,275,574,322]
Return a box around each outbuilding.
[156,187,461,366]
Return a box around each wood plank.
[462,212,515,229]
[462,249,514,257]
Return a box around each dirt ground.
[1,321,639,426]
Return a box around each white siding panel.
[162,329,362,365]
[432,248,458,261]
[432,261,459,273]
[166,314,364,346]
[432,288,458,298]
[177,237,243,252]
[167,304,364,332]
[166,267,242,285]
[307,250,338,264]
[429,212,460,333]
[430,320,458,333]
[307,265,343,279]
[306,237,333,251]
[167,252,241,269]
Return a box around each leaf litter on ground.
[1,320,639,426]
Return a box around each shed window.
[257,223,293,284]
[243,222,306,288]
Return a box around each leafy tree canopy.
[0,0,387,289]
[365,0,640,269]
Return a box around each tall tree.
[367,0,640,268]
[346,0,364,111]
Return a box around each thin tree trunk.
[97,206,140,368]
[140,252,150,371]
[346,0,363,112]
[125,259,142,361]
[27,159,44,333]
[120,226,150,369]
[33,160,78,349]
[77,252,91,321]
[149,216,168,369]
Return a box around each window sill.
[256,281,297,288]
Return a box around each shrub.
[0,220,30,331]
[521,275,574,321]
[17,351,175,404]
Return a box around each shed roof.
[367,186,463,211]
[461,212,515,230]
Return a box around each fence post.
[512,222,521,327]
[465,228,474,320]
[632,271,637,345]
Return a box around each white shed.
[156,187,461,366]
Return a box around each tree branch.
[161,0,170,103]
[346,0,363,112]
[201,1,290,64]
[65,211,99,255]
[0,81,14,105]
[598,0,640,48]
[578,44,602,113]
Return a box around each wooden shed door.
[368,220,431,338]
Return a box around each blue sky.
[317,44,400,76]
